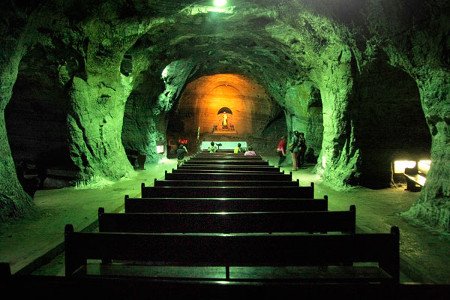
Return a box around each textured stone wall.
[122,85,166,164]
[0,0,447,231]
[173,74,273,136]
[0,2,39,221]
[284,82,323,162]
[354,59,431,188]
[306,107,323,161]
[5,46,72,167]
[359,0,449,230]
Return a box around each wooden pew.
[154,179,300,187]
[164,171,293,181]
[172,168,282,173]
[189,156,264,160]
[4,268,449,299]
[193,155,263,160]
[141,183,314,198]
[64,224,400,284]
[177,165,280,172]
[195,151,258,155]
[183,160,269,165]
[98,205,356,234]
[124,195,329,213]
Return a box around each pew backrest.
[164,171,293,181]
[65,224,399,283]
[141,183,314,198]
[124,195,328,213]
[176,166,282,172]
[184,160,269,165]
[154,179,300,187]
[98,206,355,234]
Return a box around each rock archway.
[354,59,431,188]
[0,0,447,231]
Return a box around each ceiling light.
[214,0,227,7]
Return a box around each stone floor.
[0,155,449,285]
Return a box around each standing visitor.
[234,143,244,154]
[298,132,307,168]
[176,143,188,167]
[289,131,301,171]
[244,146,257,156]
[276,136,287,167]
[208,141,218,153]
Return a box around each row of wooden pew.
[64,151,399,284]
[5,150,430,299]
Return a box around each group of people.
[179,134,306,170]
[208,141,256,156]
[277,130,306,171]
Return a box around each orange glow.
[176,74,271,136]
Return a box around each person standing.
[298,132,307,168]
[276,136,287,167]
[289,131,301,171]
[176,143,188,167]
[244,146,257,156]
[208,141,218,153]
[234,143,244,154]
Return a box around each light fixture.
[393,160,416,174]
[418,160,431,174]
[161,65,169,79]
[213,0,227,7]
[156,145,165,154]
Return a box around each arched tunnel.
[0,0,448,288]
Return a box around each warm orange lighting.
[176,74,272,136]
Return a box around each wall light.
[214,0,227,7]
[393,160,416,174]
[418,160,431,174]
[156,145,165,154]
[321,155,327,169]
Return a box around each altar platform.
[212,124,236,134]
[200,140,247,151]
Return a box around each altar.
[212,124,236,133]
[213,109,236,133]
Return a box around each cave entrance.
[5,45,76,196]
[354,61,431,189]
[285,82,323,166]
[167,74,279,155]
